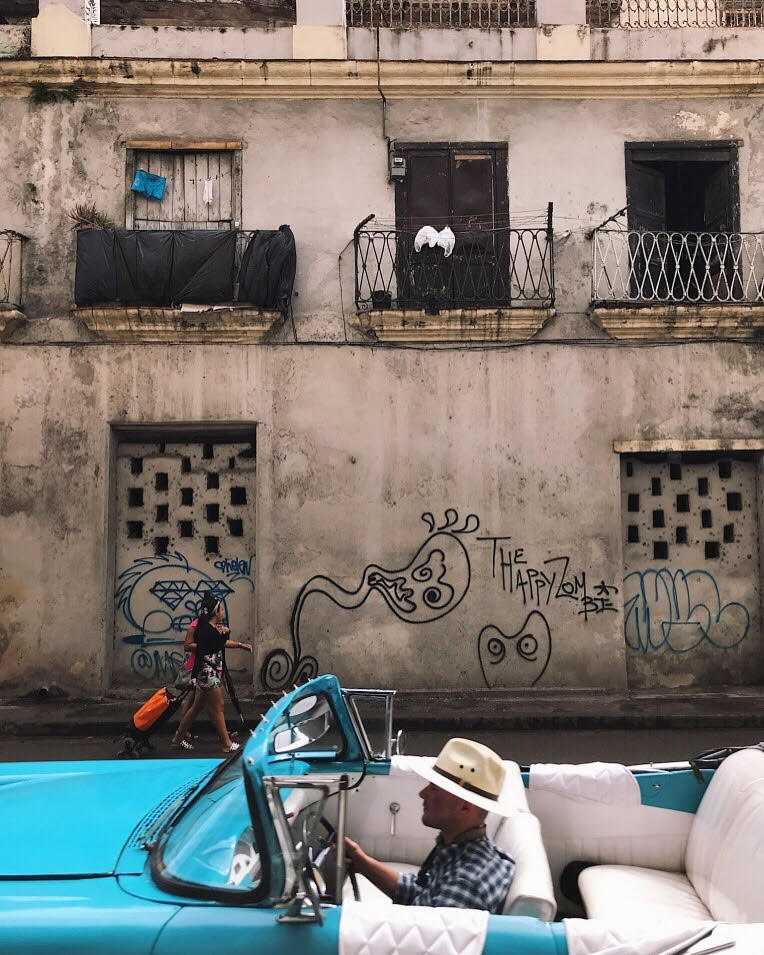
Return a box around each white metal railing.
[586,0,763,27]
[0,231,26,310]
[346,0,536,27]
[592,229,764,304]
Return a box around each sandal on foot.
[172,737,194,751]
[222,741,240,754]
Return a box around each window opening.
[625,143,741,302]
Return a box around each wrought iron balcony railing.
[0,230,27,311]
[74,227,296,313]
[592,229,764,305]
[586,0,763,27]
[346,0,536,28]
[355,210,554,312]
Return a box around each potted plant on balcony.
[68,203,114,231]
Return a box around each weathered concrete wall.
[0,26,31,58]
[79,23,764,61]
[0,342,761,696]
[2,93,763,341]
[91,24,294,58]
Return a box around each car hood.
[0,758,216,877]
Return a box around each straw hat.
[413,738,518,817]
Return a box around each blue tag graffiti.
[116,552,254,681]
[623,568,750,654]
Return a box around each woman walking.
[172,595,251,753]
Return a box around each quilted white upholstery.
[578,865,712,922]
[339,900,489,955]
[578,748,764,925]
[685,748,764,922]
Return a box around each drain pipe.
[376,27,393,173]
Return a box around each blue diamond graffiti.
[115,552,253,681]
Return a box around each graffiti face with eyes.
[478,611,552,688]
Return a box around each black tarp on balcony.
[75,227,296,312]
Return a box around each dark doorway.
[625,142,741,301]
[393,144,509,310]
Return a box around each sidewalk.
[0,685,762,737]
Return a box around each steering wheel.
[310,816,360,902]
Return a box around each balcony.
[586,0,763,26]
[72,226,295,343]
[591,228,764,339]
[0,230,27,338]
[352,210,554,342]
[346,0,536,27]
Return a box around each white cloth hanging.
[413,226,439,252]
[413,226,456,258]
[203,179,214,205]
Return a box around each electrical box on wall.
[389,154,406,182]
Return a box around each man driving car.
[345,738,516,912]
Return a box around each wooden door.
[395,144,509,309]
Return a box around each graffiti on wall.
[623,568,750,655]
[260,511,477,690]
[115,551,254,681]
[477,611,552,688]
[261,511,619,692]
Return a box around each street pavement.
[0,726,760,764]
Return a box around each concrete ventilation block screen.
[113,438,256,687]
[620,452,761,689]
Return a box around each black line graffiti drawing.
[260,511,479,691]
[477,610,552,688]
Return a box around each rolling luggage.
[117,682,192,758]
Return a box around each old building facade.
[0,0,762,698]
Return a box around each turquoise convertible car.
[0,675,762,954]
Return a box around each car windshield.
[156,752,263,893]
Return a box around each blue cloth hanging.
[130,169,167,201]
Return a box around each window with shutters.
[624,142,741,303]
[625,142,739,235]
[124,143,242,230]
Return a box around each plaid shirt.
[393,830,515,913]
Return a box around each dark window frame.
[625,141,740,233]
[394,142,509,229]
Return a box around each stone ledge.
[73,305,283,343]
[591,304,764,340]
[0,306,25,340]
[351,307,555,342]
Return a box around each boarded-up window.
[125,147,242,230]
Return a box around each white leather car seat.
[579,748,764,924]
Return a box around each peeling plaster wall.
[0,343,762,696]
[2,94,764,340]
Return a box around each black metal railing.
[74,227,296,313]
[0,230,27,310]
[355,207,554,312]
[346,0,536,27]
[592,229,764,304]
[586,0,763,27]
